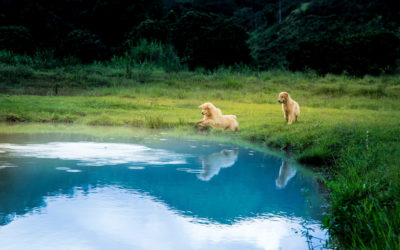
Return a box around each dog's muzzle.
[201,112,204,115]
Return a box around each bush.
[0,49,81,70]
[0,63,34,82]
[249,0,400,72]
[0,26,34,54]
[173,11,251,69]
[287,31,400,76]
[126,19,169,44]
[125,40,181,72]
[59,29,107,63]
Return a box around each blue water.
[0,133,327,250]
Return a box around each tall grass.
[0,64,34,81]
[0,50,80,69]
[108,40,182,74]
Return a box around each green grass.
[0,63,400,248]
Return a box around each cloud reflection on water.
[0,187,325,250]
[0,138,327,249]
[0,142,187,166]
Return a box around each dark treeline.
[0,0,399,75]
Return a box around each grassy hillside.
[1,64,400,248]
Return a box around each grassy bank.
[1,64,400,248]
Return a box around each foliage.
[59,29,107,63]
[324,140,400,248]
[88,0,165,47]
[287,31,400,75]
[127,19,170,44]
[248,0,400,72]
[126,40,181,72]
[0,26,34,54]
[0,50,79,69]
[0,0,399,73]
[173,11,251,69]
[0,63,34,84]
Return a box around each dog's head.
[278,92,290,104]
[199,102,214,116]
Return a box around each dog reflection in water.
[197,149,238,181]
[275,160,297,189]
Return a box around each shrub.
[0,50,78,69]
[0,64,34,82]
[144,115,169,128]
[0,26,34,54]
[59,29,107,63]
[126,19,169,44]
[4,113,26,122]
[125,40,181,72]
[287,31,400,76]
[173,11,251,69]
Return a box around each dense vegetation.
[0,0,399,75]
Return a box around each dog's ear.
[207,103,215,110]
[203,103,211,110]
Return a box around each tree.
[0,26,34,54]
[173,11,251,69]
[59,29,107,63]
[287,31,400,75]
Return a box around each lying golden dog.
[197,102,239,131]
[278,92,300,124]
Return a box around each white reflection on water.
[0,163,17,170]
[0,142,187,166]
[128,166,145,170]
[66,169,82,173]
[197,149,238,181]
[0,187,326,250]
[275,160,297,189]
[55,167,70,171]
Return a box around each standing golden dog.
[278,92,300,124]
[197,102,239,131]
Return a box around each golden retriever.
[197,102,239,131]
[278,92,300,124]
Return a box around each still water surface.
[0,133,327,250]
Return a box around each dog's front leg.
[283,111,290,122]
[202,119,214,126]
[198,119,213,127]
[287,113,293,124]
[201,119,217,129]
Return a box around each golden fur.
[197,102,239,131]
[278,92,300,124]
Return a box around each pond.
[0,132,328,250]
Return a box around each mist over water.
[0,133,327,249]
